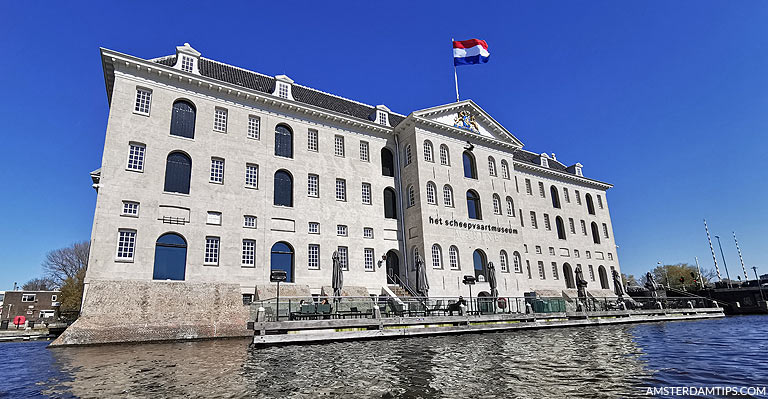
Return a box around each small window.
[513,252,522,273]
[22,294,36,302]
[363,227,374,239]
[361,182,372,204]
[127,143,145,172]
[467,190,482,220]
[575,190,582,205]
[245,164,259,188]
[405,145,413,165]
[608,253,614,260]
[530,211,538,229]
[424,141,434,162]
[335,179,347,201]
[308,222,320,234]
[122,201,139,217]
[449,246,460,270]
[308,244,320,270]
[407,185,415,207]
[499,250,509,272]
[134,88,152,115]
[538,182,545,198]
[307,174,319,197]
[549,247,556,256]
[506,197,515,217]
[574,249,580,258]
[492,194,501,214]
[581,220,587,235]
[278,83,290,99]
[501,160,510,179]
[440,145,450,165]
[603,223,610,238]
[180,56,194,72]
[563,188,570,203]
[377,110,388,125]
[308,129,318,151]
[213,108,227,133]
[337,246,349,271]
[597,195,604,209]
[210,158,225,183]
[51,295,57,302]
[551,262,559,280]
[334,135,345,157]
[364,248,375,271]
[204,237,220,265]
[360,141,369,162]
[463,151,477,179]
[207,211,222,225]
[443,185,454,207]
[337,225,348,237]
[535,246,542,254]
[242,240,256,267]
[117,229,136,260]
[242,294,253,305]
[248,116,261,140]
[426,182,437,205]
[569,218,575,234]
[488,157,497,176]
[538,261,546,279]
[244,215,257,228]
[543,214,551,230]
[586,251,592,259]
[525,179,532,195]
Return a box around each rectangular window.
[214,108,228,133]
[538,182,545,198]
[205,237,220,265]
[207,211,221,225]
[245,164,259,188]
[535,245,542,254]
[574,249,580,258]
[335,179,347,201]
[338,246,349,271]
[360,141,369,162]
[569,218,575,234]
[244,215,257,228]
[127,143,145,172]
[210,158,224,183]
[575,190,582,205]
[22,294,37,302]
[538,261,546,279]
[248,115,260,139]
[597,195,604,209]
[364,248,375,271]
[551,262,559,280]
[608,253,614,260]
[337,225,348,237]
[588,265,595,281]
[586,251,591,259]
[308,129,318,151]
[581,220,587,235]
[549,247,556,256]
[308,244,320,270]
[307,174,319,197]
[361,182,372,204]
[181,56,194,72]
[308,222,320,234]
[543,214,551,230]
[334,135,345,157]
[603,223,610,238]
[530,211,538,229]
[525,179,532,195]
[363,227,374,239]
[278,83,289,99]
[563,188,570,203]
[377,111,388,125]
[242,240,255,267]
[116,229,136,260]
[122,201,139,217]
[134,88,152,115]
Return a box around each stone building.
[86,43,621,307]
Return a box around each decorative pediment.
[412,100,523,147]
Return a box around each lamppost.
[754,266,765,301]
[462,275,476,313]
[270,270,287,321]
[714,236,733,288]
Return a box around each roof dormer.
[540,153,549,168]
[371,105,390,126]
[173,43,201,75]
[273,75,294,101]
[567,162,584,176]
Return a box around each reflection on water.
[2,315,766,398]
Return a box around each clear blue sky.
[1,1,766,289]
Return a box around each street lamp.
[462,275,476,313]
[270,270,287,320]
[714,236,733,288]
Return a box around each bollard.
[618,302,626,310]
[256,306,265,322]
[655,301,663,310]
[373,306,381,319]
[687,301,694,309]
[526,303,533,314]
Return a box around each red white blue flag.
[453,39,490,66]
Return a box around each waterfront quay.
[249,295,724,346]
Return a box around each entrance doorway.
[386,250,400,284]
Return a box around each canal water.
[1,315,766,398]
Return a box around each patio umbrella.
[415,254,429,297]
[332,251,343,299]
[488,261,498,299]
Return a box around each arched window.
[407,185,415,207]
[500,160,510,179]
[598,265,609,289]
[556,216,566,240]
[383,187,397,219]
[488,156,497,176]
[404,145,413,165]
[274,170,293,207]
[426,182,437,205]
[473,249,488,281]
[271,242,294,283]
[506,196,515,217]
[551,186,561,208]
[439,144,450,165]
[153,233,187,281]
[164,151,192,194]
[499,250,509,272]
[586,193,595,215]
[466,190,482,220]
[492,194,502,214]
[431,244,443,269]
[423,140,434,162]
[443,185,454,207]
[170,100,196,139]
[275,124,293,158]
[463,151,477,179]
[449,246,460,270]
[591,222,601,244]
[512,251,522,273]
[563,263,575,288]
[381,148,394,177]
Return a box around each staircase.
[388,285,412,298]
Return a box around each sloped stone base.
[50,280,250,347]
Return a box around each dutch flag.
[453,39,490,66]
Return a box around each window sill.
[115,258,134,263]
[203,263,219,267]
[132,110,150,117]
[125,168,144,173]
[210,181,224,185]
[241,264,255,268]
[169,135,195,142]
[162,191,190,197]
[244,185,259,190]
[120,214,139,218]
[213,130,227,134]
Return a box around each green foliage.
[59,267,86,312]
[22,277,57,291]
[649,263,710,288]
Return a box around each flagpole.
[452,38,459,102]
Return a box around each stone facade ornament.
[453,110,479,133]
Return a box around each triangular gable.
[412,100,523,147]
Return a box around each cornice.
[514,161,613,190]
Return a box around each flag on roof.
[453,39,490,66]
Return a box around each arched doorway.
[271,242,294,283]
[477,291,493,314]
[386,250,400,284]
[563,263,575,289]
[381,148,394,177]
[598,265,609,289]
[153,233,187,280]
[473,249,488,282]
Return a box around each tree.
[649,263,712,288]
[59,267,86,312]
[22,277,57,291]
[42,241,89,286]
[621,273,638,287]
